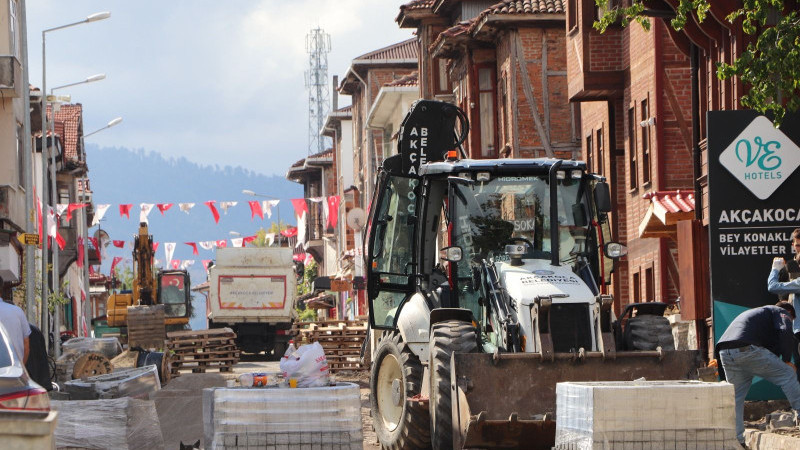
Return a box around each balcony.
[0,185,25,230]
[0,56,23,98]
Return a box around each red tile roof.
[290,148,334,169]
[353,38,418,63]
[642,191,695,214]
[47,103,83,162]
[387,71,419,87]
[430,21,472,55]
[401,0,434,10]
[486,0,565,14]
[396,0,436,27]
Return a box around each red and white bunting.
[164,242,176,265]
[185,242,199,255]
[179,203,195,214]
[119,204,133,219]
[157,203,173,215]
[139,203,155,224]
[205,201,220,223]
[93,204,110,226]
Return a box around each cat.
[179,440,200,450]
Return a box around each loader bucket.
[451,350,702,449]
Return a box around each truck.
[207,247,297,357]
[364,100,701,449]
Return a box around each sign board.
[17,233,40,245]
[216,275,287,309]
[399,100,458,175]
[708,111,800,399]
[330,279,352,292]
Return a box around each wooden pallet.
[292,320,367,372]
[166,328,240,377]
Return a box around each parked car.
[0,322,50,415]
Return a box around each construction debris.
[167,328,240,377]
[292,319,367,372]
[54,337,122,382]
[52,397,164,450]
[63,365,161,400]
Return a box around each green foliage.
[113,264,134,291]
[297,306,317,322]
[297,260,318,297]
[594,0,800,126]
[48,280,71,314]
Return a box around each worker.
[0,276,31,364]
[767,229,800,382]
[717,301,800,446]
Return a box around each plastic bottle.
[283,340,297,359]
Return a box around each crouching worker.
[717,301,800,446]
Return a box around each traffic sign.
[17,233,40,245]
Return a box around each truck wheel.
[370,332,430,449]
[429,320,478,450]
[624,315,675,351]
[272,342,287,361]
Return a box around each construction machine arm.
[132,222,156,305]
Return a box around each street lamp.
[242,190,282,243]
[47,74,106,354]
[78,116,121,342]
[40,11,111,347]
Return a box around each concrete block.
[0,411,58,450]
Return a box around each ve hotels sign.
[708,111,800,399]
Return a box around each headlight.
[604,242,628,258]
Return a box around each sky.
[25,1,414,176]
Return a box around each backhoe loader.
[364,100,702,449]
[107,223,191,331]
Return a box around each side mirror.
[604,242,628,259]
[594,182,612,213]
[439,246,463,262]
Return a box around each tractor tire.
[370,332,430,449]
[624,315,675,351]
[429,320,478,450]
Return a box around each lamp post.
[242,190,282,243]
[47,73,106,353]
[40,10,110,350]
[79,117,121,339]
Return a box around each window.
[58,187,70,227]
[476,66,497,158]
[632,271,640,303]
[568,0,577,32]
[586,133,593,174]
[628,107,637,189]
[641,98,651,184]
[596,127,604,175]
[9,0,19,58]
[645,267,655,302]
[433,58,450,96]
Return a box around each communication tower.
[305,28,331,155]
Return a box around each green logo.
[735,136,781,171]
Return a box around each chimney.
[332,75,339,111]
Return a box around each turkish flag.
[291,198,308,219]
[113,240,125,248]
[110,256,123,274]
[119,204,133,219]
[163,274,184,289]
[248,201,264,220]
[243,235,257,245]
[157,203,174,215]
[170,259,181,270]
[205,201,220,223]
[67,203,87,221]
[327,195,341,229]
[185,242,199,255]
[216,240,227,248]
[152,242,160,253]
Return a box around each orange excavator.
[106,223,191,329]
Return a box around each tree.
[595,0,800,125]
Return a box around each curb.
[744,429,800,449]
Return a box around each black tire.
[624,315,675,351]
[370,332,430,449]
[271,341,287,361]
[429,320,478,450]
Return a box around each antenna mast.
[305,28,331,155]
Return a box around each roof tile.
[486,0,565,14]
[47,103,83,161]
[643,190,695,214]
[353,38,418,62]
[386,71,419,87]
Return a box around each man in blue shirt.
[718,302,800,445]
[767,231,800,381]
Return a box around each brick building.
[398,0,580,160]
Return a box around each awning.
[638,191,695,239]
